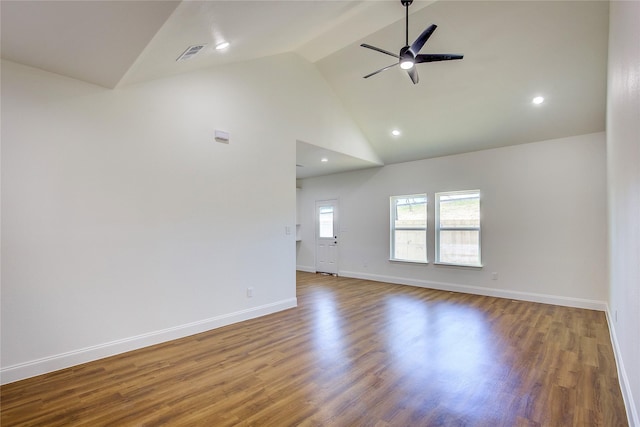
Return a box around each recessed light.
[321,157,328,163]
[391,129,401,136]
[215,41,230,50]
[532,96,544,105]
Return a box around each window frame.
[435,190,482,268]
[389,193,428,264]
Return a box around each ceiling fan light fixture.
[400,60,414,70]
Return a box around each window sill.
[389,259,429,265]
[434,262,483,269]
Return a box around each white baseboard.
[296,265,315,273]
[0,298,297,385]
[606,308,639,427]
[339,270,608,311]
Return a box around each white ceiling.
[319,0,609,164]
[0,0,609,178]
[0,1,181,88]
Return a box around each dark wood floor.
[1,272,628,426]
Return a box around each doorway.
[315,200,338,275]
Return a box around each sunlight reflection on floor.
[384,295,513,421]
[311,289,347,366]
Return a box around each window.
[435,190,481,267]
[318,206,334,238]
[390,194,427,263]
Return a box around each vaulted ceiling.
[0,1,609,178]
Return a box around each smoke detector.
[176,44,206,62]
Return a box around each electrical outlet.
[247,287,254,298]
[491,272,498,280]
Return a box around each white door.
[316,200,338,275]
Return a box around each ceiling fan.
[360,0,463,84]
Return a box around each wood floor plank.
[1,272,628,426]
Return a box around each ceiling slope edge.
[115,1,184,89]
[296,0,437,63]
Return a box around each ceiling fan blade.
[407,66,419,84]
[414,53,464,63]
[408,24,437,56]
[360,43,400,59]
[363,63,399,79]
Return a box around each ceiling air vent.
[176,44,207,62]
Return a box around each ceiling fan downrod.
[401,0,413,46]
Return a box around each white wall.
[298,133,608,308]
[607,1,640,424]
[0,53,371,383]
[287,59,382,166]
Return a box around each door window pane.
[319,207,334,238]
